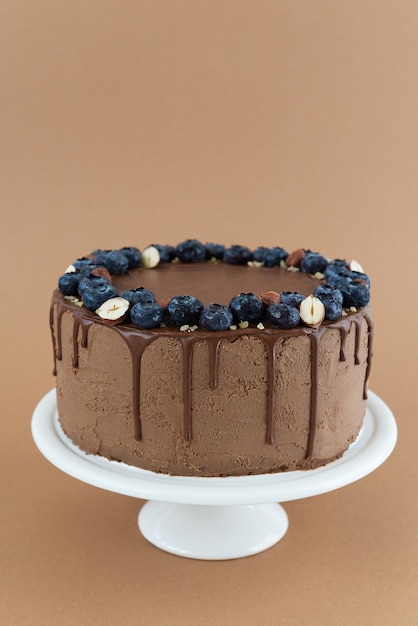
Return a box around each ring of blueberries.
[58,239,371,332]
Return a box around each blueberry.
[223,245,253,265]
[119,246,141,269]
[229,293,263,323]
[313,285,344,320]
[58,273,81,296]
[175,239,206,263]
[325,271,352,289]
[266,303,300,329]
[205,243,226,260]
[300,252,328,274]
[264,247,288,268]
[200,304,233,331]
[151,244,176,264]
[252,246,270,262]
[72,258,96,272]
[339,282,371,308]
[314,285,343,305]
[81,282,118,311]
[324,259,350,280]
[280,292,304,308]
[130,302,164,329]
[347,270,371,287]
[167,295,204,326]
[77,275,112,296]
[120,287,155,305]
[94,250,129,275]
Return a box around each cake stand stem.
[138,501,289,560]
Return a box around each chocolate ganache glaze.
[51,244,373,476]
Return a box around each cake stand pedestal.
[31,390,396,560]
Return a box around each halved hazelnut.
[350,259,365,273]
[142,246,160,269]
[299,295,325,328]
[95,297,130,323]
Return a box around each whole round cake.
[50,240,373,476]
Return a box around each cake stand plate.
[31,390,397,560]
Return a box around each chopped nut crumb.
[257,322,265,330]
[350,306,357,313]
[229,325,237,331]
[314,272,324,279]
[239,321,249,329]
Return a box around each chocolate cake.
[50,241,373,476]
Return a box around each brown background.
[1,1,417,624]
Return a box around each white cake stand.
[31,390,397,560]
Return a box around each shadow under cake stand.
[32,390,397,560]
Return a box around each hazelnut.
[259,291,281,307]
[95,297,130,323]
[299,295,325,328]
[91,267,112,281]
[142,246,160,269]
[285,248,305,268]
[350,259,365,273]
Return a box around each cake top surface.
[56,240,371,332]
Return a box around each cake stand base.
[138,501,288,560]
[32,390,397,560]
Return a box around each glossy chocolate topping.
[112,262,321,305]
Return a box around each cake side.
[52,298,372,477]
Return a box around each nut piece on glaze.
[299,295,325,328]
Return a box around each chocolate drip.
[353,318,362,365]
[339,326,348,361]
[49,304,58,376]
[363,313,374,399]
[305,329,325,460]
[110,327,160,441]
[72,314,94,369]
[179,337,194,442]
[260,338,277,445]
[49,300,68,374]
[72,318,81,368]
[207,338,222,390]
